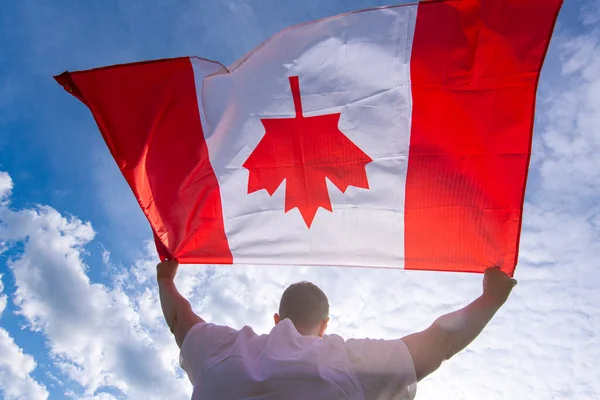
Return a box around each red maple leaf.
[243,76,373,228]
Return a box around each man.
[158,260,516,399]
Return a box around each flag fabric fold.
[55,0,563,275]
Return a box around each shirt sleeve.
[344,338,417,400]
[179,322,238,386]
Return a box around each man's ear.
[274,313,281,325]
[318,317,330,337]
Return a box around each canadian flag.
[56,0,562,275]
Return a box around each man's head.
[274,281,330,337]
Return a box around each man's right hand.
[482,267,517,305]
[402,266,517,382]
[157,259,179,283]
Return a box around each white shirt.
[180,319,417,400]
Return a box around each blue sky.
[0,1,599,399]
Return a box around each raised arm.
[402,267,517,381]
[157,260,204,348]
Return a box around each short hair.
[278,281,329,330]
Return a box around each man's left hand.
[157,259,179,283]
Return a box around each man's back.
[159,261,516,399]
[180,319,417,400]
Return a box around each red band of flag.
[405,0,563,275]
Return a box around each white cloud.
[538,30,600,211]
[46,370,64,387]
[0,274,6,315]
[0,172,12,203]
[0,330,50,400]
[0,190,191,399]
[0,272,49,400]
[581,2,600,26]
[65,389,118,400]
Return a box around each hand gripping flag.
[56,0,563,275]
